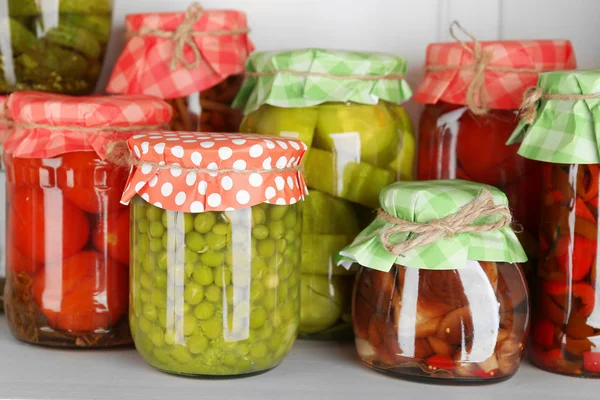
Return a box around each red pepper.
[532,319,555,348]
[553,235,595,281]
[583,351,600,373]
[425,355,455,370]
[472,369,500,379]
[544,281,595,317]
[575,198,596,222]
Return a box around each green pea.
[184,248,199,263]
[284,230,296,243]
[173,302,191,316]
[278,282,289,299]
[149,238,163,252]
[140,273,153,291]
[158,314,168,329]
[252,225,269,240]
[257,239,276,258]
[187,334,209,354]
[257,321,274,340]
[223,352,239,367]
[193,265,213,286]
[202,347,224,366]
[225,251,233,266]
[268,220,285,240]
[283,210,297,229]
[146,206,163,221]
[236,343,250,356]
[194,302,215,320]
[250,342,268,359]
[134,297,143,316]
[153,348,172,364]
[281,301,296,321]
[201,251,225,267]
[276,238,287,253]
[164,330,176,345]
[237,358,252,371]
[225,285,235,306]
[171,345,193,362]
[183,314,198,336]
[143,303,157,321]
[183,283,205,305]
[194,213,216,233]
[183,213,194,233]
[153,272,167,290]
[250,281,265,302]
[206,232,228,251]
[138,316,152,333]
[149,221,165,238]
[205,285,222,303]
[142,256,154,274]
[137,235,150,252]
[212,222,229,236]
[162,234,176,251]
[279,260,293,280]
[269,206,287,221]
[264,273,280,289]
[186,232,207,252]
[138,219,149,234]
[151,289,166,308]
[214,267,232,288]
[184,262,195,279]
[251,257,268,278]
[250,307,267,329]
[157,252,169,270]
[139,290,151,303]
[262,291,277,310]
[201,318,223,339]
[149,326,164,347]
[268,332,284,351]
[252,207,265,226]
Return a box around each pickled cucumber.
[60,14,111,43]
[131,197,302,376]
[45,25,101,59]
[300,274,351,334]
[59,0,113,13]
[303,190,360,234]
[8,18,38,54]
[301,234,355,276]
[7,0,38,16]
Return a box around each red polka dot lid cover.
[121,131,308,212]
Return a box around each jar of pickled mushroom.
[3,91,172,347]
[414,22,576,276]
[508,69,600,377]
[338,180,530,383]
[115,131,307,376]
[234,49,415,339]
[1,0,112,94]
[106,3,254,132]
[0,96,10,311]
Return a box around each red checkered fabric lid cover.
[414,40,576,110]
[105,7,254,99]
[5,91,173,159]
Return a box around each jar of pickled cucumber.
[0,96,10,311]
[338,180,530,383]
[106,3,254,132]
[508,69,600,377]
[1,0,113,94]
[3,91,172,347]
[233,49,415,339]
[414,23,576,279]
[117,131,308,376]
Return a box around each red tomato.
[31,251,129,332]
[6,242,41,275]
[93,209,130,265]
[553,235,595,282]
[10,187,90,264]
[58,151,129,214]
[583,351,600,373]
[532,319,555,348]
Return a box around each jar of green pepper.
[118,131,308,376]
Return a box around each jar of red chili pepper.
[3,91,172,347]
[414,22,576,275]
[338,180,529,383]
[106,2,254,133]
[508,69,600,377]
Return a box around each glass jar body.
[169,75,244,132]
[241,101,415,339]
[130,197,302,376]
[1,0,113,94]
[3,151,131,347]
[353,261,529,383]
[417,102,542,271]
[530,163,600,377]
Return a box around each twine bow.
[129,2,250,71]
[377,189,512,255]
[520,86,600,124]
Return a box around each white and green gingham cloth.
[337,180,527,272]
[507,69,600,164]
[232,49,412,115]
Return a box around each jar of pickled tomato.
[107,4,254,132]
[338,180,529,383]
[234,49,415,339]
[508,69,600,377]
[414,23,576,274]
[118,131,308,376]
[3,91,172,347]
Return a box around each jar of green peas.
[119,131,307,377]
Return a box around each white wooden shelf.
[0,318,597,400]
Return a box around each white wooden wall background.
[100,0,600,122]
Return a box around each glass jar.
[130,197,302,376]
[4,152,131,346]
[529,163,600,377]
[1,0,113,94]
[106,8,253,132]
[120,131,308,376]
[354,261,529,382]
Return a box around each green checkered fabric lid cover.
[337,180,527,272]
[232,48,412,115]
[507,69,600,163]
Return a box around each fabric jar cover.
[4,92,173,159]
[232,48,412,115]
[337,179,527,272]
[413,40,576,110]
[120,132,308,212]
[105,8,254,99]
[508,69,600,164]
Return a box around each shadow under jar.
[354,261,529,383]
[529,163,600,377]
[3,152,131,347]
